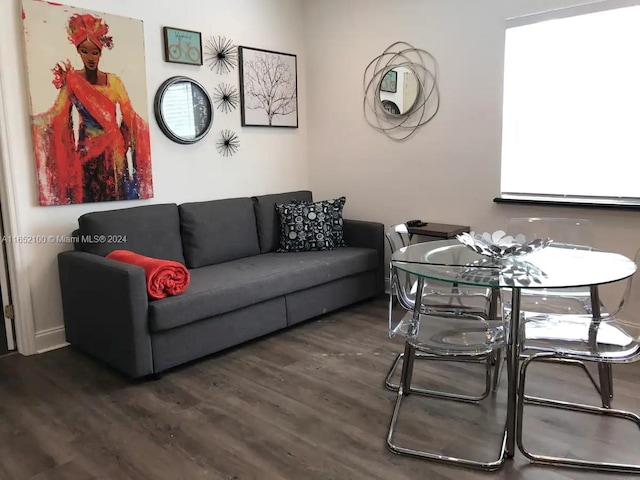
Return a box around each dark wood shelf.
[407,222,470,239]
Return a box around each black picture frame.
[238,46,298,128]
[380,69,397,93]
[162,26,203,66]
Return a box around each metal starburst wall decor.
[204,36,238,74]
[212,83,239,113]
[216,129,240,157]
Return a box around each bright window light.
[501,5,640,203]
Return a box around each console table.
[406,222,470,242]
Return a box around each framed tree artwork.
[238,46,298,128]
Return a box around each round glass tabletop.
[391,239,636,289]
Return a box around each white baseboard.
[35,326,69,353]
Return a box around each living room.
[1,0,640,478]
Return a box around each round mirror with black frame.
[154,76,213,144]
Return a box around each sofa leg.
[141,372,164,382]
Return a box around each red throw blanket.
[106,250,190,299]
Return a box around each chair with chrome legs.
[505,218,597,315]
[501,217,615,406]
[386,270,508,470]
[516,248,640,473]
[386,224,494,315]
[385,224,501,399]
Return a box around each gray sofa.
[57,190,384,379]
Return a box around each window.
[500,2,640,206]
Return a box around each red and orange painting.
[21,0,153,205]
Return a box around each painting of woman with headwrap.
[22,0,153,205]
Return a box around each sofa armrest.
[343,219,385,294]
[58,251,153,379]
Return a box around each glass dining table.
[391,239,637,461]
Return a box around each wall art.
[363,41,440,141]
[205,36,237,74]
[212,83,239,113]
[163,26,202,65]
[21,0,153,205]
[238,46,298,127]
[154,76,213,145]
[216,129,240,157]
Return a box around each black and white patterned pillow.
[276,197,346,252]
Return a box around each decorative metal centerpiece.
[456,231,552,259]
[456,257,549,287]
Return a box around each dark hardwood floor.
[2,297,640,480]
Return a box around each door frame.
[0,207,14,351]
[0,22,36,355]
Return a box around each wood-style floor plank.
[1,296,640,479]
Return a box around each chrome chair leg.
[385,351,494,403]
[492,349,503,393]
[516,352,640,474]
[544,358,602,395]
[596,363,614,407]
[386,341,507,471]
[597,363,612,408]
[521,355,611,408]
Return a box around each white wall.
[304,0,640,307]
[0,0,308,352]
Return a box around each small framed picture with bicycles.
[163,26,202,66]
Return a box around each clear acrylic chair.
[516,248,640,473]
[506,218,596,315]
[386,224,494,317]
[385,224,501,398]
[386,270,508,470]
[501,217,615,405]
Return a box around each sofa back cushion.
[252,190,313,253]
[179,197,260,268]
[77,203,186,264]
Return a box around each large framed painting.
[21,0,154,205]
[238,46,298,128]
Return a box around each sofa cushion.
[276,196,347,252]
[252,190,312,253]
[148,247,378,332]
[179,197,260,268]
[77,204,185,264]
